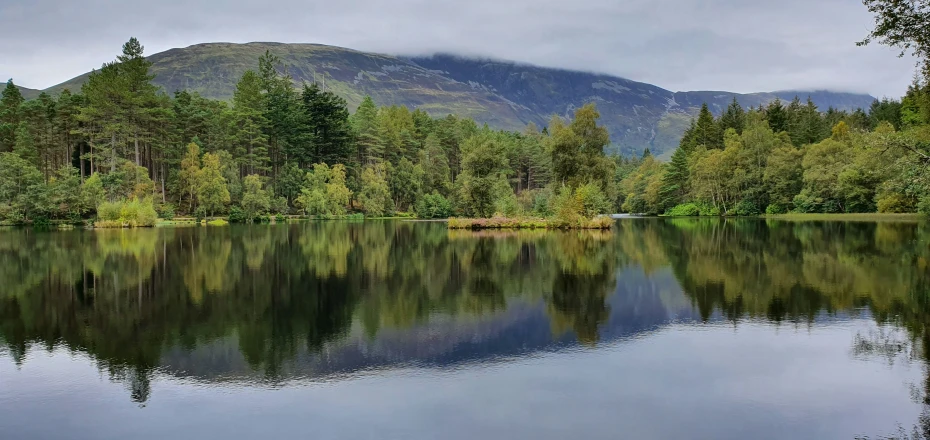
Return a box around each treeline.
[617,91,930,215]
[0,38,616,224]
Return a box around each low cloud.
[0,0,916,97]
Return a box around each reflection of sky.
[1,321,920,440]
[0,267,923,440]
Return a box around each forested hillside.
[0,37,926,226]
[27,42,874,157]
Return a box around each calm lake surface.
[1,218,929,439]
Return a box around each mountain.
[14,85,41,100]
[39,42,876,158]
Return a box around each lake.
[1,218,929,440]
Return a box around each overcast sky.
[0,0,918,97]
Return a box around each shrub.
[765,204,788,215]
[194,206,207,222]
[158,204,175,220]
[919,196,930,216]
[98,201,122,221]
[271,196,289,215]
[255,214,270,224]
[876,193,916,213]
[93,198,157,228]
[228,206,247,223]
[415,193,454,219]
[698,203,721,217]
[275,214,286,223]
[730,200,761,216]
[574,183,611,218]
[207,219,229,226]
[665,203,701,217]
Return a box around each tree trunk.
[110,133,116,172]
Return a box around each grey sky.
[0,0,917,97]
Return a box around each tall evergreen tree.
[764,98,789,133]
[352,96,383,165]
[0,79,24,152]
[693,103,722,149]
[718,98,746,134]
[232,70,270,175]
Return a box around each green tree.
[0,152,46,221]
[718,98,746,134]
[693,103,723,149]
[389,157,424,212]
[82,173,106,213]
[458,133,510,217]
[13,121,37,166]
[241,174,271,220]
[0,79,24,152]
[233,70,271,175]
[860,0,930,76]
[178,142,201,212]
[352,96,383,165]
[359,163,394,217]
[49,166,84,219]
[197,152,231,217]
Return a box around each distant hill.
[38,42,876,158]
[15,85,41,100]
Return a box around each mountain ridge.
[22,42,876,157]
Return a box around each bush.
[730,200,761,216]
[255,214,270,224]
[415,193,454,219]
[207,219,229,226]
[530,188,553,217]
[194,206,207,222]
[275,214,286,223]
[271,196,289,215]
[98,201,122,221]
[698,203,721,216]
[158,204,175,220]
[919,195,930,216]
[765,204,788,215]
[665,203,701,217]
[876,193,916,213]
[228,206,247,223]
[574,183,611,218]
[93,198,157,228]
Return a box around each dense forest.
[2,33,930,224]
[618,93,930,215]
[0,38,616,226]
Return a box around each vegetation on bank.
[448,215,612,230]
[3,15,930,228]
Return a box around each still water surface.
[1,219,929,439]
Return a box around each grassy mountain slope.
[40,42,876,157]
[15,86,41,100]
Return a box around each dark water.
[1,219,929,440]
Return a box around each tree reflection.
[3,217,930,416]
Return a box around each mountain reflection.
[1,219,929,405]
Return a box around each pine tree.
[352,96,383,165]
[658,145,691,212]
[718,98,746,134]
[693,104,722,149]
[765,98,789,133]
[232,70,270,175]
[13,122,38,166]
[117,37,157,166]
[0,79,24,152]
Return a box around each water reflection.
[1,219,930,434]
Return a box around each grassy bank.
[448,216,613,230]
[762,213,925,223]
